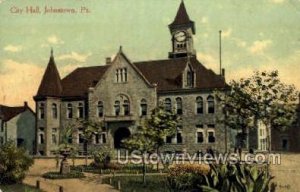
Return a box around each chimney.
[221,68,225,77]
[24,101,28,107]
[106,57,111,65]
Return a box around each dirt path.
[23,158,118,192]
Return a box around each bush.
[42,171,85,179]
[92,147,114,169]
[167,164,209,191]
[0,140,34,184]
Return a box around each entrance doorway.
[114,127,130,149]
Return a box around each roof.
[134,57,227,91]
[0,104,32,122]
[36,50,63,98]
[52,56,227,98]
[169,1,195,33]
[61,65,109,97]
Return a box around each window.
[79,134,84,144]
[281,138,288,150]
[39,103,45,119]
[67,103,73,119]
[207,124,215,128]
[166,136,172,144]
[39,134,44,144]
[197,132,204,143]
[116,68,128,83]
[0,136,4,145]
[187,71,194,87]
[114,101,120,116]
[38,127,44,144]
[207,96,215,114]
[140,99,147,116]
[196,97,203,114]
[196,124,203,128]
[97,101,104,117]
[95,133,107,144]
[52,128,57,144]
[78,103,84,118]
[52,134,57,144]
[1,122,4,132]
[52,103,58,119]
[164,98,172,112]
[208,131,215,143]
[177,132,182,144]
[176,97,183,115]
[123,100,130,115]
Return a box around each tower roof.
[35,49,62,99]
[169,1,195,33]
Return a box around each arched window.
[187,71,194,87]
[176,97,183,115]
[52,103,57,119]
[207,96,215,114]
[97,101,104,117]
[114,101,120,116]
[140,99,147,116]
[39,133,44,144]
[78,103,84,118]
[67,103,73,119]
[196,97,203,114]
[39,103,45,119]
[164,98,172,112]
[124,68,127,82]
[123,100,130,115]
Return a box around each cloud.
[248,40,272,54]
[0,59,44,109]
[3,45,23,52]
[197,52,219,73]
[47,35,64,45]
[270,0,286,4]
[201,17,208,24]
[222,28,232,38]
[57,52,92,62]
[227,50,300,91]
[60,64,82,77]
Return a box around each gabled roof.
[58,56,227,97]
[169,1,195,33]
[35,50,62,98]
[61,65,109,97]
[0,103,33,122]
[134,57,227,92]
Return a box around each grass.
[102,175,169,192]
[0,183,42,192]
[42,171,85,179]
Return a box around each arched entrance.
[114,127,130,149]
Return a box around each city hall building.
[34,2,230,156]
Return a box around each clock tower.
[168,1,196,59]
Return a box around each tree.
[0,140,34,184]
[146,105,180,169]
[123,125,156,184]
[74,119,104,166]
[218,70,298,151]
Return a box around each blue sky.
[0,0,299,108]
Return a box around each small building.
[0,102,36,154]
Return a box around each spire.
[169,0,195,33]
[35,49,62,99]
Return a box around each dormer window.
[115,68,128,83]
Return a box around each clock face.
[174,31,187,42]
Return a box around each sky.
[0,0,300,109]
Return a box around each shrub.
[0,140,34,184]
[201,163,274,192]
[42,171,85,179]
[167,164,210,191]
[92,147,114,168]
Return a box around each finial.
[119,46,123,52]
[50,47,54,57]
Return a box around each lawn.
[102,175,169,192]
[0,184,42,192]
